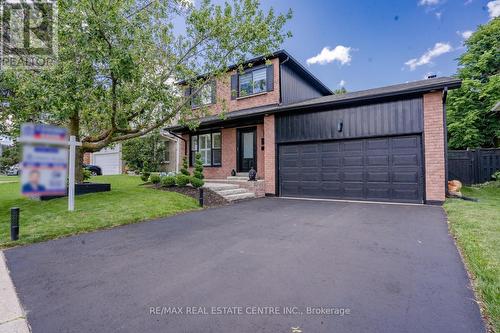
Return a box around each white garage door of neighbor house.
[94,153,120,175]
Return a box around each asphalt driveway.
[5,198,484,333]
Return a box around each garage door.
[279,135,424,203]
[93,153,121,175]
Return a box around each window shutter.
[230,74,238,100]
[211,80,216,104]
[266,64,274,91]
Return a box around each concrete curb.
[0,252,30,333]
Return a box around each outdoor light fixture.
[337,120,343,132]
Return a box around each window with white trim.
[190,132,221,166]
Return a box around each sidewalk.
[0,252,30,333]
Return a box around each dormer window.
[231,64,274,99]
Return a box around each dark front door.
[278,135,424,203]
[237,127,257,172]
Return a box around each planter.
[40,182,111,201]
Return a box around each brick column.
[423,91,446,203]
[83,152,92,164]
[263,115,276,195]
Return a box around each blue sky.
[252,0,499,91]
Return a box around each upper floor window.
[186,82,215,109]
[231,64,274,100]
[239,67,267,97]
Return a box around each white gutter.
[159,129,181,173]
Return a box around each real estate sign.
[20,123,68,145]
[20,124,69,197]
[21,145,68,196]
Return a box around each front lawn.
[444,181,500,332]
[0,175,199,248]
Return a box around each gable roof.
[167,76,461,132]
[177,50,332,96]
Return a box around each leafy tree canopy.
[447,17,500,149]
[1,0,292,180]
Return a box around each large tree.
[446,17,500,149]
[1,0,291,181]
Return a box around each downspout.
[160,130,188,173]
[166,131,188,156]
[442,87,449,197]
[278,55,290,105]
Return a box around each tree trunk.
[69,113,84,183]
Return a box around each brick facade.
[180,124,266,180]
[83,152,92,164]
[263,115,276,195]
[189,57,280,118]
[177,56,280,186]
[423,91,446,203]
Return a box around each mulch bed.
[149,185,228,207]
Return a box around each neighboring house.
[166,50,461,204]
[0,136,13,157]
[83,144,123,175]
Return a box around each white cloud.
[419,0,440,5]
[487,0,500,18]
[458,30,473,39]
[435,11,442,19]
[405,42,453,71]
[306,46,352,66]
[339,80,346,87]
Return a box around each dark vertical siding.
[281,63,324,105]
[276,97,423,143]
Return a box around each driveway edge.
[0,251,30,333]
[445,218,491,333]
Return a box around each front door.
[237,127,257,172]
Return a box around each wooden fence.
[448,148,500,185]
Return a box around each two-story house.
[165,50,461,205]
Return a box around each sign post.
[68,136,82,211]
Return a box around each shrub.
[161,176,176,187]
[175,174,190,187]
[180,156,190,176]
[193,152,204,180]
[149,174,161,184]
[82,168,92,182]
[492,170,500,181]
[140,171,151,182]
[190,176,204,188]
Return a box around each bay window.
[190,132,221,166]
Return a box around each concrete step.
[217,188,248,196]
[225,192,256,201]
[204,183,240,191]
[227,176,249,181]
[235,172,248,177]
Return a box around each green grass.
[0,175,19,184]
[444,181,500,332]
[0,175,199,248]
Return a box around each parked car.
[6,163,20,176]
[83,164,102,176]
